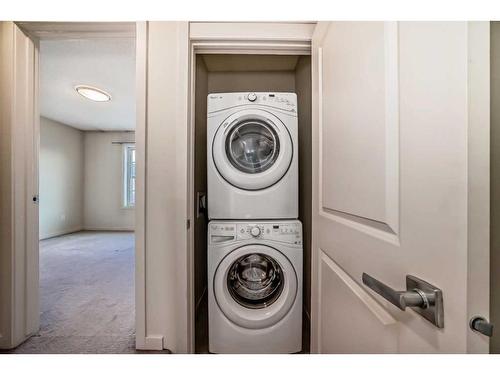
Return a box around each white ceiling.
[40,38,136,131]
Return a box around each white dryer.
[208,220,302,354]
[207,92,298,219]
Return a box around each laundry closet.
[192,53,312,353]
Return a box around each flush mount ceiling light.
[75,85,111,102]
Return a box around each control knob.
[247,93,257,102]
[250,226,261,237]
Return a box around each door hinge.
[186,219,191,229]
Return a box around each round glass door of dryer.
[212,110,293,191]
[214,244,297,329]
[225,120,280,174]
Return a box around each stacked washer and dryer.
[207,92,302,353]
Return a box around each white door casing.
[311,21,490,353]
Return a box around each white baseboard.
[135,335,164,351]
[39,226,83,240]
[83,227,134,232]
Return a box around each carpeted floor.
[7,231,136,354]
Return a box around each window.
[123,144,136,208]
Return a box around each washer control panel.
[209,221,302,245]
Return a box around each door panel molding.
[317,22,400,244]
[319,249,397,326]
[317,249,398,353]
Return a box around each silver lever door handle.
[362,273,432,310]
[470,316,494,337]
[362,273,444,328]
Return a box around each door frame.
[2,21,148,350]
[186,21,315,352]
[466,21,490,353]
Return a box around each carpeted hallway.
[9,231,136,354]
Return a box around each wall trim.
[16,22,135,41]
[134,21,148,352]
[83,227,135,232]
[39,227,83,241]
[135,335,164,351]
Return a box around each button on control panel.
[247,92,257,102]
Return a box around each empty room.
[15,35,137,353]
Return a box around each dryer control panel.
[209,221,302,245]
[207,92,297,115]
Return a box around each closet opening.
[192,53,312,353]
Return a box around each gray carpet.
[9,231,136,354]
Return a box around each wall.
[193,56,209,352]
[295,55,312,353]
[137,21,190,353]
[83,131,135,231]
[39,117,84,239]
[207,71,296,93]
[40,121,134,237]
[491,21,500,354]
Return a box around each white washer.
[208,220,302,354]
[207,92,298,219]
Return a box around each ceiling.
[40,38,136,131]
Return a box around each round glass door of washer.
[214,244,297,329]
[227,253,284,309]
[212,110,293,191]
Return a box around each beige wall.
[295,56,312,351]
[139,21,190,352]
[40,119,135,237]
[83,131,135,231]
[207,70,296,93]
[40,117,84,239]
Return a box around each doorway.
[191,53,312,353]
[7,23,140,354]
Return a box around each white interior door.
[0,21,39,349]
[310,21,490,353]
